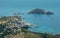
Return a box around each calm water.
[20,7,60,34]
[22,11,60,34]
[0,0,60,34]
[0,8,60,34]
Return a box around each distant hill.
[28,8,54,14]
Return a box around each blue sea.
[0,0,60,34]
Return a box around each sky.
[0,0,60,16]
[0,0,60,7]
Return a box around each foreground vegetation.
[0,16,59,38]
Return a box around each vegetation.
[0,16,59,38]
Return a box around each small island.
[28,8,54,15]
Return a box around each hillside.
[4,30,55,38]
[0,23,55,38]
[0,16,59,38]
[55,34,60,38]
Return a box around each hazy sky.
[0,0,60,7]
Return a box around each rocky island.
[28,8,54,15]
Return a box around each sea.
[0,0,60,34]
